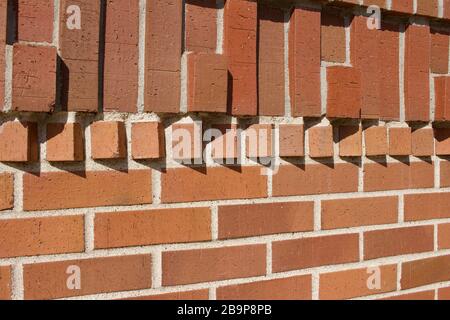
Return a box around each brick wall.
[1,0,450,300]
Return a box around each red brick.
[0,173,13,211]
[161,166,267,203]
[218,202,314,239]
[321,10,346,63]
[272,234,359,272]
[259,4,285,116]
[435,76,450,121]
[405,24,430,121]
[185,0,217,53]
[289,6,321,117]
[364,126,388,156]
[308,126,334,158]
[0,1,6,109]
[131,122,165,160]
[351,17,399,120]
[416,0,439,17]
[103,0,139,112]
[246,124,273,158]
[411,128,434,157]
[60,0,100,112]
[431,29,449,74]
[162,245,266,286]
[209,124,240,160]
[321,196,398,230]
[17,0,53,42]
[224,0,257,116]
[0,121,38,162]
[363,161,434,192]
[327,66,361,118]
[24,255,152,300]
[90,121,127,160]
[439,287,450,299]
[171,122,203,161]
[339,125,362,157]
[12,44,56,112]
[435,128,450,155]
[127,289,209,300]
[439,223,450,249]
[217,275,312,300]
[187,53,228,113]
[320,265,397,300]
[279,124,304,157]
[445,0,450,19]
[95,207,211,249]
[364,226,434,260]
[23,170,152,211]
[273,163,359,197]
[46,123,84,162]
[404,192,450,221]
[364,0,387,8]
[391,0,414,14]
[0,266,11,300]
[382,290,435,300]
[389,127,412,156]
[442,161,450,186]
[401,255,450,289]
[0,216,84,258]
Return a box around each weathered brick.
[309,126,334,158]
[17,0,54,42]
[279,124,304,157]
[90,121,127,160]
[0,266,11,300]
[416,0,439,17]
[0,173,13,211]
[435,76,450,121]
[431,29,449,74]
[185,0,217,53]
[327,66,361,119]
[131,122,165,160]
[0,121,38,162]
[321,10,346,63]
[389,127,412,156]
[411,128,434,157]
[364,126,388,156]
[339,126,362,157]
[46,123,84,162]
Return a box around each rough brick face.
[131,122,165,160]
[431,29,450,74]
[404,192,450,221]
[321,10,346,63]
[279,124,304,157]
[339,126,362,157]
[364,126,388,156]
[327,66,361,118]
[435,76,450,121]
[0,1,6,109]
[435,128,450,155]
[17,0,54,42]
[401,255,450,289]
[46,123,84,162]
[309,126,334,158]
[416,0,439,17]
[91,121,127,160]
[185,0,217,53]
[0,266,11,300]
[0,173,13,211]
[246,124,273,158]
[0,121,38,162]
[411,128,434,157]
[389,127,412,156]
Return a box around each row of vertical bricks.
[2,0,450,118]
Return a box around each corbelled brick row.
[3,0,450,301]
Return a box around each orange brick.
[321,10,346,63]
[172,122,203,161]
[273,163,359,197]
[272,234,359,272]
[279,124,305,157]
[382,290,435,300]
[389,127,412,156]
[126,289,209,300]
[95,207,211,249]
[431,29,449,74]
[17,0,53,42]
[0,266,11,300]
[364,126,388,156]
[0,216,84,258]
[401,255,450,289]
[46,123,84,162]
[364,226,434,260]
[0,173,13,211]
[23,170,152,211]
[435,76,450,121]
[162,245,266,286]
[339,126,362,157]
[209,124,240,160]
[185,0,217,53]
[0,121,38,162]
[327,66,361,119]
[439,287,450,300]
[391,0,414,13]
[439,223,450,249]
[218,202,314,239]
[320,265,397,300]
[405,192,450,221]
[90,121,127,160]
[0,1,7,108]
[321,196,398,230]
[246,124,273,158]
[309,126,334,158]
[435,128,450,155]
[442,161,450,186]
[363,161,434,192]
[24,255,152,300]
[161,166,267,203]
[217,275,312,300]
[411,128,434,157]
[417,0,439,17]
[131,122,165,160]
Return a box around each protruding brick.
[217,275,312,300]
[210,124,240,160]
[273,163,359,197]
[46,123,84,162]
[185,0,217,53]
[246,124,273,158]
[289,6,321,116]
[411,128,434,157]
[279,124,304,157]
[23,170,152,211]
[131,122,165,160]
[322,196,398,230]
[218,202,314,239]
[391,0,414,14]
[0,266,11,300]
[12,44,56,112]
[187,53,228,113]
[259,4,285,116]
[401,255,450,289]
[439,287,450,300]
[435,76,450,121]
[435,128,450,155]
[145,0,182,113]
[60,0,100,112]
[95,207,211,249]
[103,0,139,112]
[309,126,334,158]
[416,0,439,17]
[24,255,152,300]
[224,0,257,116]
[17,0,54,42]
[327,66,361,118]
[171,122,203,161]
[339,126,362,157]
[441,161,450,186]
[364,126,388,156]
[0,121,38,162]
[91,121,127,160]
[162,245,266,286]
[161,166,267,203]
[272,234,359,272]
[404,192,450,221]
[389,127,412,156]
[405,24,430,121]
[0,1,7,109]
[0,173,13,211]
[431,29,449,74]
[321,10,346,63]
